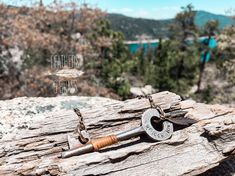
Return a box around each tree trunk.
[197,35,212,92]
[0,91,234,176]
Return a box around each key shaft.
[60,108,173,158]
[61,126,144,158]
[116,126,144,141]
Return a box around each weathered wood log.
[0,91,234,176]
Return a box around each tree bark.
[0,91,234,176]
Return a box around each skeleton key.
[61,108,173,158]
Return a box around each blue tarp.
[200,38,217,62]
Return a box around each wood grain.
[0,91,234,176]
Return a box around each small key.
[61,108,173,158]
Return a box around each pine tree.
[89,19,132,98]
[162,4,200,94]
[39,0,43,7]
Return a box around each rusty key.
[61,108,173,158]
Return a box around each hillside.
[106,13,173,40]
[107,11,235,40]
[195,10,234,28]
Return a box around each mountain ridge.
[106,10,235,40]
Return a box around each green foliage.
[132,39,199,95]
[170,4,198,41]
[3,3,231,103]
[146,5,200,94]
[107,11,234,40]
[22,48,50,69]
[107,13,172,40]
[90,19,132,98]
[123,5,201,97]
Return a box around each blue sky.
[84,0,235,19]
[3,0,235,19]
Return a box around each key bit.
[60,108,173,158]
[67,130,91,149]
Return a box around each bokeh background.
[0,0,234,104]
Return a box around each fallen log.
[0,91,234,175]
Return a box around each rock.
[142,85,156,95]
[189,85,198,94]
[130,85,156,96]
[0,96,120,119]
[0,47,24,76]
[130,87,143,96]
[0,92,234,176]
[71,33,81,40]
